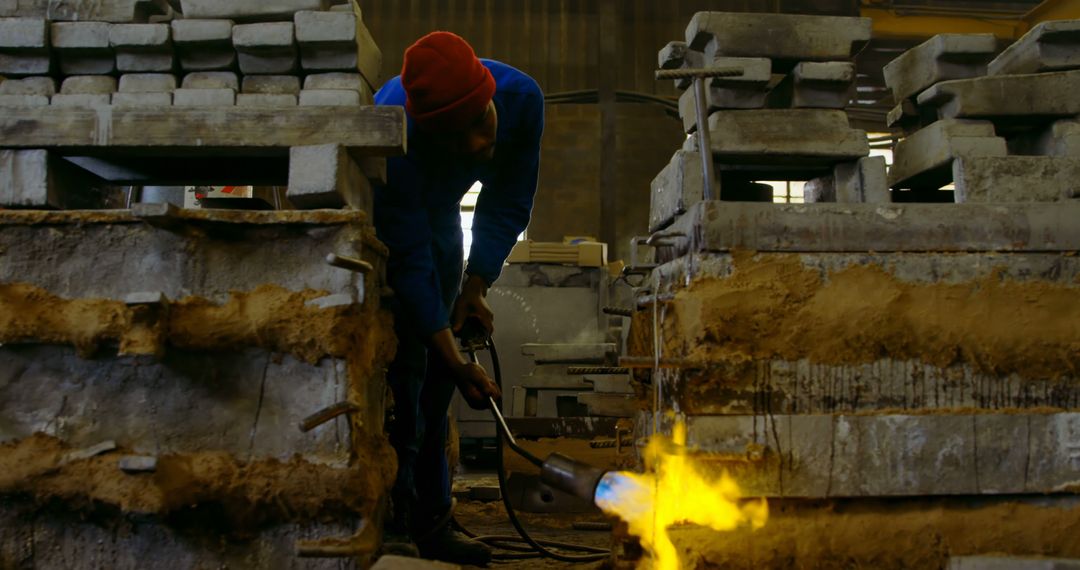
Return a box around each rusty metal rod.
[325,253,373,274]
[602,306,634,317]
[567,366,629,375]
[654,67,744,81]
[299,401,359,433]
[618,356,707,369]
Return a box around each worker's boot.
[413,505,492,566]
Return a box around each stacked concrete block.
[51,22,115,75]
[888,119,1007,191]
[300,71,371,106]
[295,8,381,88]
[767,61,855,109]
[233,22,297,74]
[109,23,173,72]
[0,17,51,75]
[0,75,54,106]
[178,0,334,21]
[989,20,1080,76]
[170,19,235,71]
[2,0,173,22]
[685,11,871,68]
[51,75,116,107]
[804,156,890,204]
[238,74,300,106]
[113,71,175,106]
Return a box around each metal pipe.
[325,253,373,274]
[298,401,359,433]
[567,366,629,375]
[693,76,717,201]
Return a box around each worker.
[373,31,545,565]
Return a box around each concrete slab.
[803,175,834,203]
[233,22,297,74]
[50,93,111,107]
[111,91,171,107]
[704,109,869,166]
[768,61,855,109]
[8,0,172,22]
[172,87,235,106]
[51,22,115,75]
[0,17,50,75]
[109,23,174,73]
[242,74,300,94]
[295,8,381,87]
[0,75,55,96]
[60,75,117,95]
[236,92,296,106]
[989,20,1080,76]
[118,72,176,92]
[1008,119,1080,157]
[953,156,1080,202]
[298,88,360,106]
[888,119,1006,190]
[287,143,371,210]
[303,72,372,103]
[0,94,48,106]
[649,149,713,232]
[686,11,871,68]
[883,33,997,103]
[171,19,235,71]
[0,149,106,208]
[919,69,1080,121]
[180,71,239,90]
[835,156,890,203]
[178,0,331,21]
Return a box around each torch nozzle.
[539,452,610,505]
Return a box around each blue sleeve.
[466,91,545,285]
[374,160,451,336]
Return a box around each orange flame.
[594,420,767,570]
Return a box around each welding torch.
[456,318,611,505]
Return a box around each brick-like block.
[287,143,371,210]
[171,19,235,71]
[0,94,49,106]
[0,17,51,75]
[953,156,1080,202]
[803,175,834,203]
[237,93,296,106]
[687,12,871,68]
[233,22,297,74]
[677,57,772,129]
[298,88,360,106]
[51,22,115,75]
[60,75,118,94]
[767,61,855,109]
[178,0,331,21]
[0,75,56,96]
[242,74,300,94]
[0,149,106,208]
[118,72,176,93]
[649,149,716,232]
[112,91,171,107]
[110,23,173,72]
[303,71,371,102]
[989,20,1080,76]
[295,8,381,87]
[883,34,997,103]
[51,93,111,107]
[918,69,1080,121]
[181,71,239,90]
[835,156,889,203]
[173,87,235,106]
[705,109,869,166]
[18,0,172,23]
[889,119,1007,190]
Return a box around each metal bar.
[602,306,634,317]
[619,356,706,369]
[325,253,373,274]
[692,76,717,201]
[298,401,359,432]
[654,67,743,80]
[567,366,630,375]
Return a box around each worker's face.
[429,101,498,162]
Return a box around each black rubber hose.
[458,338,611,563]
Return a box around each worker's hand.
[452,361,502,410]
[452,274,495,336]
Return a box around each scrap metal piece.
[326,252,372,274]
[299,400,359,432]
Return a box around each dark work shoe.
[415,525,493,567]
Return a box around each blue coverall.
[373,59,544,526]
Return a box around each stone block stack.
[886,22,1080,203]
[650,11,877,233]
[619,12,1080,570]
[0,1,404,567]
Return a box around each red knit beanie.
[402,31,496,133]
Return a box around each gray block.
[0,94,48,106]
[919,69,1080,120]
[11,0,172,23]
[178,0,331,21]
[705,109,869,166]
[0,17,50,75]
[242,74,300,94]
[171,19,235,71]
[1008,119,1080,157]
[305,293,354,309]
[950,556,1080,570]
[117,455,158,473]
[989,20,1080,76]
[236,92,296,106]
[677,57,772,129]
[60,75,118,94]
[657,40,699,90]
[883,34,997,103]
[687,12,871,67]
[287,143,371,210]
[181,71,238,90]
[51,93,111,107]
[0,75,55,96]
[111,91,171,107]
[298,88,360,106]
[233,22,297,74]
[0,149,104,208]
[953,156,1080,202]
[803,175,834,203]
[768,61,855,109]
[173,87,235,106]
[110,23,173,72]
[835,156,889,203]
[295,8,381,87]
[888,119,1006,190]
[51,22,115,75]
[649,149,716,232]
[303,72,371,102]
[118,72,176,92]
